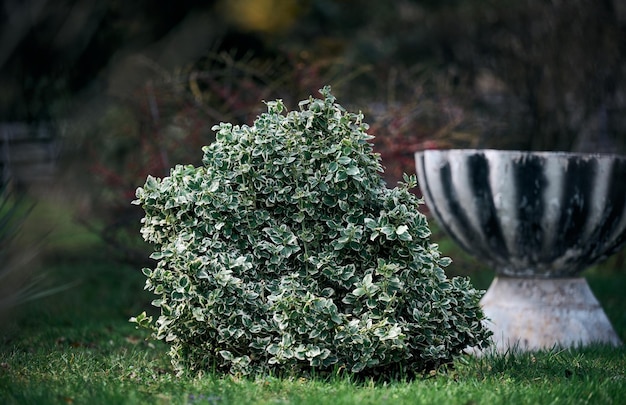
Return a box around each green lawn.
[1,253,625,404]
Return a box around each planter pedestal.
[480,277,622,352]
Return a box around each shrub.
[131,87,491,377]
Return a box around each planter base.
[480,277,622,352]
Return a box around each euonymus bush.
[132,87,491,377]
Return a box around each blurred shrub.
[363,66,483,186]
[402,0,626,152]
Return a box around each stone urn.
[415,149,625,352]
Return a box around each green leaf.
[346,166,360,176]
[337,156,352,165]
[335,170,348,182]
[396,225,413,241]
[220,350,234,361]
[381,226,395,237]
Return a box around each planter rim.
[415,148,626,160]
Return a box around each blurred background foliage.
[1,0,625,271]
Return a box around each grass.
[1,250,625,404]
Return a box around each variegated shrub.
[131,87,491,377]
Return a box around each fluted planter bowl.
[415,149,626,351]
[415,149,626,277]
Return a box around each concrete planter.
[415,149,625,351]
